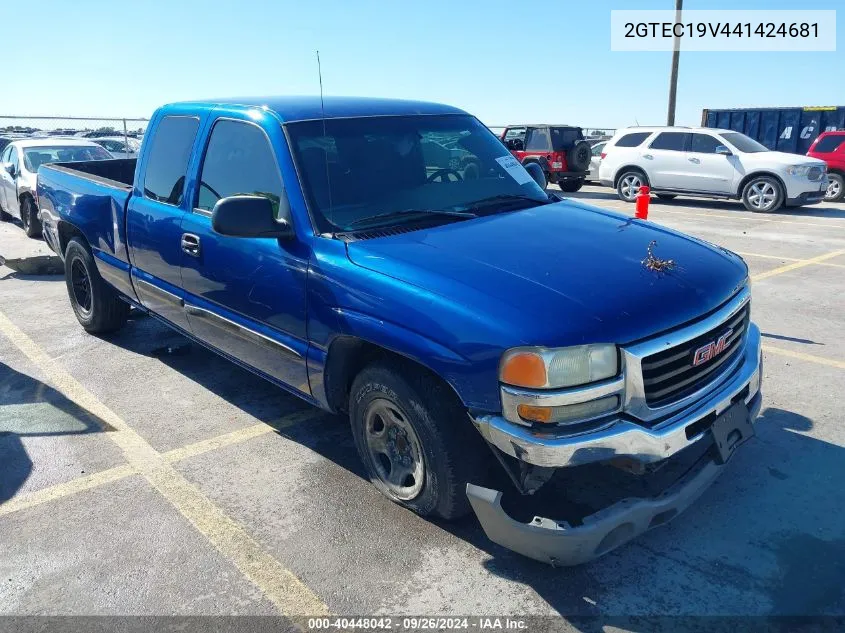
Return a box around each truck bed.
[37,159,139,302]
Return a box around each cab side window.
[525,128,551,151]
[143,116,200,206]
[196,120,284,217]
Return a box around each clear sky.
[6,0,842,128]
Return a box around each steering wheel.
[426,168,463,183]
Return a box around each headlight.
[500,344,618,389]
[786,164,814,176]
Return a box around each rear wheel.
[349,361,488,520]
[559,178,584,193]
[64,238,130,333]
[21,196,42,238]
[825,173,844,202]
[742,176,783,213]
[616,170,647,202]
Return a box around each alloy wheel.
[747,181,777,211]
[620,174,642,201]
[826,178,841,201]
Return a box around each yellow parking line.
[735,251,845,269]
[0,464,136,517]
[0,310,328,616]
[763,345,845,370]
[751,250,845,282]
[653,207,845,230]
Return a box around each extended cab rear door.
[126,108,209,332]
[178,109,309,393]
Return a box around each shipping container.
[701,106,845,155]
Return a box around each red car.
[807,131,845,202]
[501,125,591,192]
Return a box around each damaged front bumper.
[467,323,763,566]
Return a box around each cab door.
[179,112,309,394]
[126,112,205,332]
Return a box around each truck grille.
[808,166,825,181]
[641,301,750,407]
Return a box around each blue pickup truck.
[37,96,762,565]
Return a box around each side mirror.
[211,194,294,239]
[715,145,732,156]
[3,162,15,177]
[524,162,547,190]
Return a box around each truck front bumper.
[467,323,762,566]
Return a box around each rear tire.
[21,196,42,238]
[559,178,584,193]
[64,238,130,334]
[349,360,488,520]
[825,173,844,202]
[616,170,647,202]
[741,176,783,213]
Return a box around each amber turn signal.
[500,352,547,388]
[516,404,554,423]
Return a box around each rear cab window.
[143,116,200,206]
[613,132,650,148]
[649,132,690,151]
[195,119,284,217]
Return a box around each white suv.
[598,127,829,213]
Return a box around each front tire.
[559,178,584,193]
[616,170,647,202]
[349,361,487,520]
[21,196,42,238]
[742,176,783,213]
[825,173,844,202]
[64,238,130,333]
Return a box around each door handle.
[688,157,701,164]
[181,233,201,257]
[643,154,653,159]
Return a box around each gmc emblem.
[692,329,733,367]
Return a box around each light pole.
[666,0,683,125]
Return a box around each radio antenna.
[316,50,334,231]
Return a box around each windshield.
[23,145,112,172]
[721,132,769,153]
[286,114,549,233]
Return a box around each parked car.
[586,140,606,183]
[38,96,761,565]
[599,127,829,212]
[500,124,591,192]
[806,130,845,202]
[0,139,112,237]
[92,136,141,159]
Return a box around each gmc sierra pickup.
[37,96,762,565]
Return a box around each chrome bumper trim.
[473,323,761,468]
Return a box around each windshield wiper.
[464,194,551,214]
[346,208,476,229]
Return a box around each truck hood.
[345,200,749,346]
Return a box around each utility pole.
[666,0,683,125]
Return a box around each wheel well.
[613,166,647,187]
[57,222,89,257]
[323,336,463,414]
[18,191,34,205]
[827,169,844,178]
[737,172,787,197]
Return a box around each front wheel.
[742,176,783,213]
[559,178,584,193]
[349,361,488,520]
[64,238,130,333]
[21,196,42,238]
[825,173,844,202]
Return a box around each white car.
[0,139,112,237]
[586,140,606,182]
[598,127,829,212]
